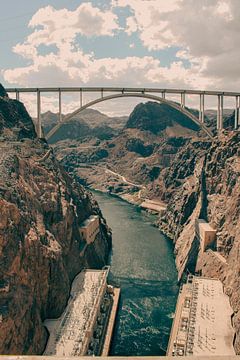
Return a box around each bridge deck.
[5,86,240,97]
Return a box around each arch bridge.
[6,87,240,140]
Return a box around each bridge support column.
[80,89,83,108]
[235,96,240,129]
[217,94,223,130]
[59,89,62,123]
[199,94,205,122]
[37,89,42,138]
[161,91,165,99]
[201,94,205,123]
[16,90,20,101]
[181,93,185,108]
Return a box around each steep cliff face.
[158,132,240,352]
[0,87,111,354]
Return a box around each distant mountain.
[47,118,92,143]
[204,108,233,122]
[125,101,200,136]
[68,108,128,130]
[204,108,234,130]
[39,108,128,143]
[223,111,236,129]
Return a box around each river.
[93,191,179,356]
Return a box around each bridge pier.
[16,90,20,101]
[217,94,223,130]
[80,89,83,108]
[235,96,240,129]
[181,93,185,108]
[59,89,62,123]
[199,94,205,123]
[161,91,165,99]
[37,90,43,138]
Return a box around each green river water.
[93,191,179,356]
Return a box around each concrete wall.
[195,219,216,252]
[80,215,100,245]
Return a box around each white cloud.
[112,0,240,90]
[30,3,119,38]
[125,16,138,35]
[3,0,240,117]
[11,3,119,62]
[113,0,180,49]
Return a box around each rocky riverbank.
[0,85,112,354]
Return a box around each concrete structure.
[80,215,100,245]
[195,219,217,252]
[140,199,167,213]
[6,87,240,140]
[44,267,119,356]
[102,287,121,356]
[167,275,235,357]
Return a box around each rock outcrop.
[0,86,111,354]
[125,101,201,134]
[157,132,240,352]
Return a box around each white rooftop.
[44,269,108,356]
[188,277,235,356]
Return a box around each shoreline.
[88,185,167,215]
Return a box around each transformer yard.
[167,275,235,357]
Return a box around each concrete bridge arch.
[45,92,214,141]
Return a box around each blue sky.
[0,0,239,115]
[0,0,187,77]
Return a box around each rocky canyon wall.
[158,132,240,352]
[0,85,111,354]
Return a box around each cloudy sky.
[0,0,239,116]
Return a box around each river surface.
[94,191,179,356]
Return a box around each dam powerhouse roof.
[44,269,108,356]
[168,276,235,356]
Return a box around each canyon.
[0,85,111,354]
[0,81,239,355]
[50,100,240,353]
